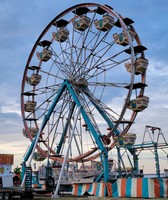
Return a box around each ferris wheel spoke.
[51,52,71,78]
[57,42,77,75]
[74,30,112,78]
[70,29,85,74]
[73,9,97,72]
[69,17,76,74]
[92,52,128,71]
[78,31,102,77]
[69,120,84,158]
[45,104,71,151]
[71,10,110,76]
[50,42,78,78]
[25,84,62,96]
[88,81,128,88]
[41,93,75,153]
[40,67,65,81]
[53,31,72,71]
[82,88,122,133]
[55,101,76,154]
[80,49,127,80]
[85,56,129,80]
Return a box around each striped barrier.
[73,182,107,197]
[72,178,168,198]
[114,178,168,198]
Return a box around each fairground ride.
[20,3,149,192]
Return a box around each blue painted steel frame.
[23,79,113,182]
[56,102,76,154]
[22,81,66,178]
[64,79,109,182]
[22,137,36,178]
[85,90,121,136]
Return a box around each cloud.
[0,111,21,135]
[0,83,22,135]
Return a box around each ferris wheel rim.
[21,3,148,162]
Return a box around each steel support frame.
[22,79,110,186]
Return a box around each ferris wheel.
[21,3,149,180]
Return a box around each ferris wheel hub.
[71,78,88,88]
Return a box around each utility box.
[164,169,168,177]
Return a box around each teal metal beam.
[22,79,109,182]
[94,172,104,182]
[84,89,121,136]
[56,102,76,154]
[22,81,67,180]
[40,82,66,131]
[22,136,37,178]
[154,142,160,178]
[117,146,122,178]
[127,147,139,174]
[132,142,155,149]
[133,153,139,173]
[65,80,106,152]
[65,80,109,182]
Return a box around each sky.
[0,0,168,174]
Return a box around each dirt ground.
[33,195,168,200]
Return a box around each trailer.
[0,187,33,200]
[0,154,33,199]
[0,167,33,199]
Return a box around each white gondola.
[113,30,135,46]
[36,49,52,62]
[24,101,37,112]
[74,16,91,31]
[94,15,114,31]
[125,57,149,74]
[128,96,149,112]
[52,28,69,42]
[22,127,39,138]
[33,151,46,162]
[26,74,41,86]
[113,133,136,146]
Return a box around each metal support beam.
[52,107,81,199]
[21,82,67,187]
[65,79,109,182]
[21,79,110,188]
[154,142,160,178]
[56,102,76,154]
[117,146,122,178]
[84,88,120,135]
